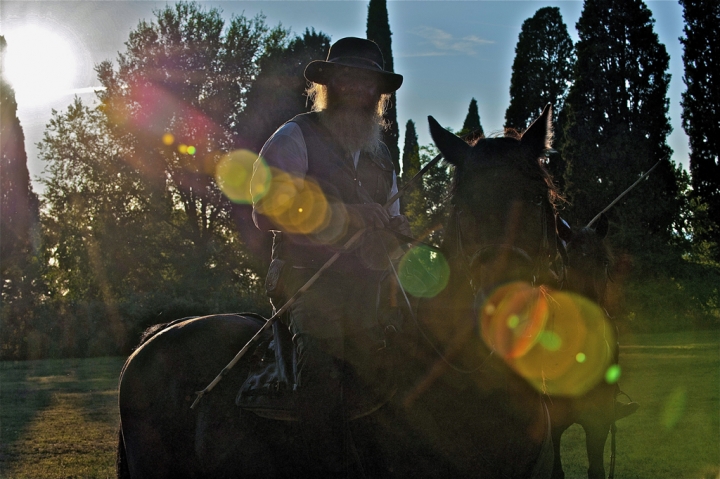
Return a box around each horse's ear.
[428,116,471,167]
[594,213,609,240]
[521,103,553,154]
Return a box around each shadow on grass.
[0,357,125,476]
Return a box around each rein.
[383,241,493,375]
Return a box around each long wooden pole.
[586,160,661,228]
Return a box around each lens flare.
[254,170,331,235]
[662,386,686,429]
[605,364,621,384]
[178,144,188,154]
[480,283,615,396]
[215,150,269,204]
[162,133,174,145]
[187,146,196,155]
[397,246,450,298]
[480,282,549,360]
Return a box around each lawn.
[0,357,123,479]
[0,331,718,478]
[558,330,720,479]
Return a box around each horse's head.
[429,104,562,294]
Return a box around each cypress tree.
[400,120,424,225]
[561,0,682,269]
[367,0,400,173]
[459,98,484,138]
[505,7,574,186]
[680,0,720,260]
[505,7,575,132]
[0,35,41,359]
[0,36,39,261]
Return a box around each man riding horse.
[249,37,411,477]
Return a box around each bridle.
[453,194,564,299]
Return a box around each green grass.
[0,357,124,479]
[559,330,720,479]
[0,332,718,478]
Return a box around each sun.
[2,24,78,107]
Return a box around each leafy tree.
[418,144,452,247]
[0,35,43,359]
[367,0,401,173]
[561,0,682,271]
[505,7,575,132]
[459,98,484,138]
[39,97,263,356]
[38,99,167,354]
[680,0,720,262]
[95,2,283,254]
[505,7,574,186]
[34,2,285,355]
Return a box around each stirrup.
[614,390,639,421]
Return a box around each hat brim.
[304,60,403,94]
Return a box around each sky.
[1,0,689,194]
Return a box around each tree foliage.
[400,120,424,225]
[680,0,720,262]
[367,0,401,173]
[38,98,262,357]
[505,7,574,186]
[561,0,683,271]
[95,2,281,252]
[239,28,330,154]
[0,35,44,359]
[459,98,484,138]
[505,7,575,132]
[29,2,323,357]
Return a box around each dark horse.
[549,215,636,479]
[117,105,566,478]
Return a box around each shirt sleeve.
[256,122,308,177]
[251,122,308,230]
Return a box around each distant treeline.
[1,0,718,360]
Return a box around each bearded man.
[250,37,409,477]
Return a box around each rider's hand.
[389,215,412,238]
[348,203,390,230]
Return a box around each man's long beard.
[318,90,385,155]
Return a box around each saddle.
[236,317,397,421]
[237,232,406,421]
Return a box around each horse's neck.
[415,215,478,359]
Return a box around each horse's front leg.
[582,421,610,479]
[550,423,568,479]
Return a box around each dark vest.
[277,112,395,269]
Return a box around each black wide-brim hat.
[304,37,403,94]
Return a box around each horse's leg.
[550,423,568,479]
[547,397,572,479]
[121,410,189,478]
[582,420,610,479]
[194,404,284,478]
[116,428,130,479]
